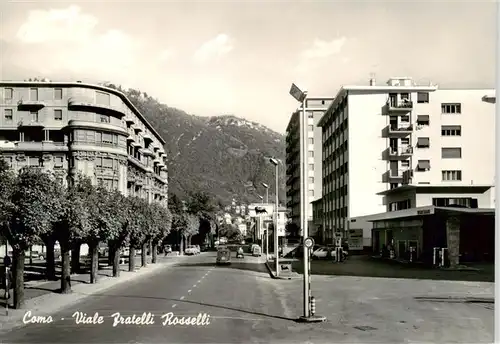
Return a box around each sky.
[0,0,495,133]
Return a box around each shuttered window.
[442,147,462,159]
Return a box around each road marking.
[180,296,185,300]
[188,289,192,293]
[172,304,177,308]
[193,284,197,288]
[197,280,201,283]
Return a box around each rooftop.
[376,184,493,196]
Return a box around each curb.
[0,256,189,334]
[264,261,301,280]
[414,296,494,304]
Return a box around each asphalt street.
[1,252,493,343]
[1,252,306,344]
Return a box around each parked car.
[311,246,330,259]
[38,249,62,261]
[185,245,197,255]
[194,245,201,254]
[164,245,172,255]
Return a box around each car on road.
[252,245,262,257]
[185,245,198,255]
[216,248,231,265]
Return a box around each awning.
[417,137,430,146]
[417,115,429,122]
[417,160,430,169]
[442,125,461,131]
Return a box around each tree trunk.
[13,249,25,309]
[152,243,158,263]
[60,242,71,294]
[44,237,56,281]
[70,243,81,274]
[141,242,147,267]
[112,244,120,277]
[89,241,99,284]
[29,245,33,266]
[128,246,136,272]
[149,242,153,256]
[107,240,114,266]
[180,235,184,255]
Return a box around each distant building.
[285,98,333,237]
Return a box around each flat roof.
[377,184,492,196]
[0,81,166,144]
[366,205,494,223]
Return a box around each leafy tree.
[169,194,188,253]
[186,191,216,246]
[184,214,199,246]
[85,184,121,284]
[5,168,60,308]
[151,204,172,263]
[218,223,241,241]
[128,197,148,271]
[106,190,131,278]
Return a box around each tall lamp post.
[262,183,269,203]
[269,158,280,276]
[289,83,326,323]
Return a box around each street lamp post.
[262,183,269,204]
[289,83,326,323]
[269,158,280,276]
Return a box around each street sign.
[289,83,307,102]
[248,203,274,217]
[304,237,315,249]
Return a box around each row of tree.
[0,159,219,309]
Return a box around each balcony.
[17,99,46,111]
[132,125,142,134]
[68,97,126,118]
[142,133,153,144]
[382,146,413,160]
[140,148,154,157]
[382,124,413,137]
[18,119,44,129]
[0,141,68,152]
[383,169,409,183]
[125,117,135,125]
[383,99,413,115]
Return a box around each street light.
[257,194,264,204]
[289,83,326,323]
[269,158,280,277]
[262,183,269,203]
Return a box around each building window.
[401,160,410,168]
[432,197,478,208]
[100,115,110,123]
[442,170,462,181]
[308,190,314,197]
[4,109,13,122]
[309,177,314,183]
[54,156,64,168]
[417,92,429,103]
[441,125,461,136]
[102,133,113,144]
[308,125,314,131]
[308,138,314,144]
[54,109,62,121]
[103,158,113,169]
[309,164,314,171]
[4,88,13,100]
[30,88,38,101]
[96,91,111,106]
[308,151,314,157]
[441,147,462,159]
[54,88,63,100]
[29,156,40,167]
[389,199,411,211]
[30,111,39,122]
[441,103,461,114]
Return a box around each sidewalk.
[0,255,189,334]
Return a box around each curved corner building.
[0,81,168,205]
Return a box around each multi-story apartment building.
[285,98,333,236]
[0,81,168,204]
[317,77,495,246]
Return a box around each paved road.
[1,252,302,343]
[2,252,493,343]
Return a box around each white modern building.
[317,77,495,247]
[285,98,333,237]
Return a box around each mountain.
[104,84,286,206]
